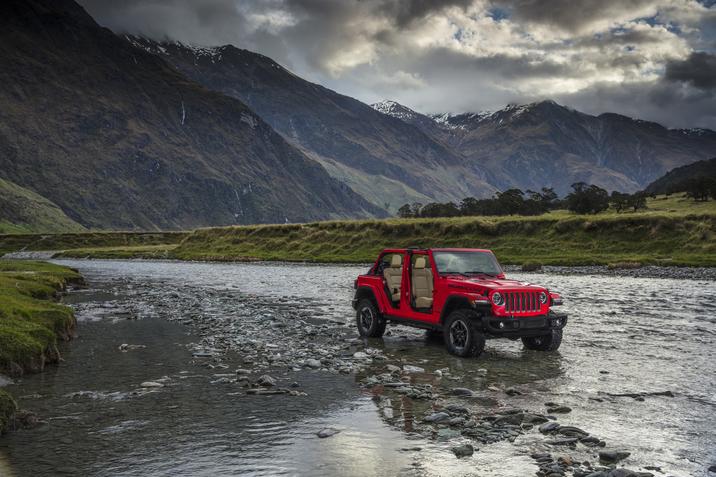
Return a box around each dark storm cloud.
[497,0,657,32]
[375,0,473,27]
[665,51,716,88]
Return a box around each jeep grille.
[504,291,541,313]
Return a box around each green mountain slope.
[0,178,85,233]
[644,158,716,195]
[0,0,383,230]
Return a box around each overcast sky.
[79,0,716,129]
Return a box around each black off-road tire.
[443,309,485,358]
[356,299,386,338]
[522,329,563,351]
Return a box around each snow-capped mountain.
[372,99,716,193]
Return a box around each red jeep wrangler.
[352,248,567,357]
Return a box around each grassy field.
[3,194,716,267]
[0,231,188,256]
[0,260,82,433]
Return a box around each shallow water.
[0,259,714,476]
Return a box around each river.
[0,259,714,476]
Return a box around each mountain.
[375,99,716,195]
[0,178,85,233]
[644,158,716,195]
[0,0,381,230]
[126,38,498,210]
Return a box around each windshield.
[432,251,502,276]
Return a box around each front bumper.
[481,311,567,338]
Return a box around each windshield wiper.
[466,271,498,277]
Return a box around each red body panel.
[356,248,556,324]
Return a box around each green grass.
[0,260,81,433]
[53,244,178,260]
[3,194,716,267]
[0,260,81,379]
[0,231,188,256]
[0,178,86,234]
[170,210,715,266]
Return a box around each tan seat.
[383,254,402,302]
[412,256,433,309]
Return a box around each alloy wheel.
[449,320,469,352]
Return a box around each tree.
[626,193,647,212]
[609,191,630,213]
[494,189,525,215]
[411,202,423,217]
[566,182,609,214]
[397,203,413,218]
[686,178,716,201]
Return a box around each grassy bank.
[4,194,716,267]
[0,260,82,433]
[171,212,715,266]
[0,231,188,256]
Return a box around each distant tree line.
[397,182,649,218]
[682,177,716,201]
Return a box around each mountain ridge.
[0,0,383,230]
[372,99,716,194]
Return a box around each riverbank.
[0,260,83,434]
[3,195,715,267]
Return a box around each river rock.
[545,437,578,445]
[403,365,424,373]
[257,375,276,387]
[423,412,450,423]
[599,450,630,463]
[538,421,562,434]
[451,444,474,458]
[547,405,572,414]
[450,387,474,396]
[709,465,716,473]
[305,359,322,369]
[140,381,163,388]
[445,404,469,414]
[317,428,340,438]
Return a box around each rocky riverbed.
[0,259,714,476]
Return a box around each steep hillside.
[0,178,85,233]
[127,38,498,210]
[377,100,716,195]
[645,158,716,194]
[0,0,381,230]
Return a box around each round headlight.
[491,292,504,306]
[539,291,548,304]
